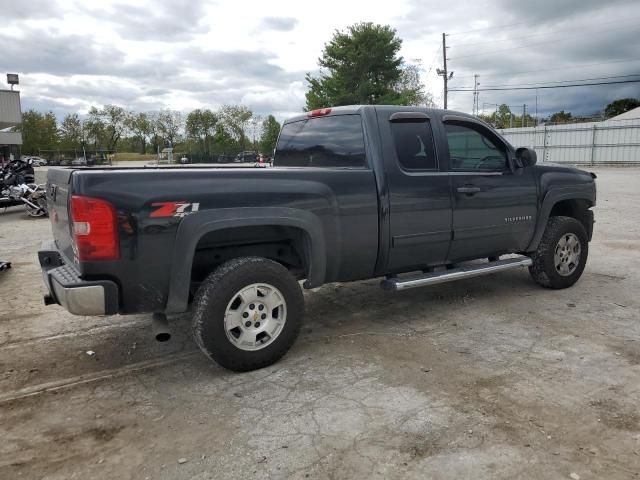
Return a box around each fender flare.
[164,207,326,313]
[526,186,595,251]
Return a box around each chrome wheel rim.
[224,283,287,351]
[554,233,581,276]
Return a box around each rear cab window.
[274,115,366,168]
[390,120,437,171]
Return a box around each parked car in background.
[71,157,87,166]
[216,155,233,163]
[30,156,48,166]
[235,151,259,163]
[258,154,272,164]
[21,156,46,166]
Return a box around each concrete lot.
[0,167,638,480]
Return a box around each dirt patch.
[589,398,640,431]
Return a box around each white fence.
[498,118,640,165]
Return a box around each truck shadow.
[3,268,547,396]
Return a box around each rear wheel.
[192,257,304,372]
[529,216,588,289]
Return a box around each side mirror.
[515,147,537,168]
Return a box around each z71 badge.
[150,201,200,218]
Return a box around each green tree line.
[16,105,282,159]
[478,98,640,129]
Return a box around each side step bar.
[380,256,533,291]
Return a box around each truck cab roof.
[284,104,487,127]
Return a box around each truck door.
[379,111,452,272]
[443,117,537,260]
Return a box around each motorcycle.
[0,158,48,217]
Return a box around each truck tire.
[192,256,304,372]
[529,216,588,289]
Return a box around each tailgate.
[46,168,76,264]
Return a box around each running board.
[380,256,533,291]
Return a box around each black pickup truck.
[39,105,596,371]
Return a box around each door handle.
[457,186,481,194]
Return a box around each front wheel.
[192,257,304,372]
[529,216,588,289]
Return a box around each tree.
[212,123,237,155]
[549,110,573,124]
[16,110,58,155]
[259,115,281,155]
[478,104,513,129]
[395,64,436,107]
[59,113,84,150]
[305,22,425,109]
[185,109,218,156]
[156,109,183,147]
[251,115,263,148]
[604,98,640,118]
[220,105,252,151]
[127,112,152,154]
[86,105,128,151]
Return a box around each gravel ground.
[0,167,638,480]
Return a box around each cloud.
[2,0,59,20]
[259,16,298,32]
[4,0,640,122]
[81,0,209,41]
[0,31,125,76]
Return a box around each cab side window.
[391,120,437,171]
[445,123,506,171]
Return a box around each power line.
[448,16,640,49]
[447,21,526,36]
[423,44,442,78]
[450,57,640,81]
[449,78,640,92]
[450,25,640,60]
[453,73,640,90]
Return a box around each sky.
[2,0,640,122]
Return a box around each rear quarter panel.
[69,166,379,313]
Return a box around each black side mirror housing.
[515,147,537,168]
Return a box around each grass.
[114,152,157,161]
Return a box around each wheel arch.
[165,207,326,313]
[527,189,594,252]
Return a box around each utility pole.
[522,104,527,128]
[472,74,480,115]
[436,33,453,109]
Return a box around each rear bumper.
[38,242,119,315]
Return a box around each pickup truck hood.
[531,163,597,205]
[533,162,593,175]
[532,163,596,184]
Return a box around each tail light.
[308,108,332,117]
[70,195,119,261]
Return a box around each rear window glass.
[275,115,365,168]
[391,120,437,170]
